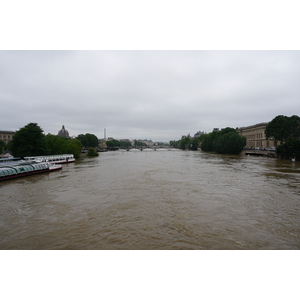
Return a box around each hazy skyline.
[1,50,300,142]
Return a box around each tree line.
[105,139,148,149]
[106,139,132,149]
[170,135,203,150]
[200,128,247,154]
[170,128,246,154]
[6,123,100,159]
[265,115,300,159]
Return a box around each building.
[57,125,70,138]
[0,130,15,144]
[194,131,205,138]
[181,134,191,139]
[237,122,276,149]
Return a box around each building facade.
[194,131,205,138]
[237,122,276,149]
[0,130,15,144]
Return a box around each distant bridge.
[106,146,176,151]
[126,146,175,151]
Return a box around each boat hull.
[51,159,75,164]
[0,165,62,182]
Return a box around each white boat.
[0,157,21,163]
[0,161,62,181]
[24,154,75,164]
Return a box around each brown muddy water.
[0,149,299,249]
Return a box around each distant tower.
[104,128,106,140]
[58,125,70,138]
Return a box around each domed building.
[58,125,70,138]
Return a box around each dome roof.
[58,125,70,138]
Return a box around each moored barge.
[0,161,62,181]
[24,154,75,164]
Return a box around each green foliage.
[106,139,144,149]
[118,140,132,147]
[105,140,115,148]
[200,131,219,152]
[276,139,300,159]
[191,137,200,150]
[10,123,83,159]
[134,140,147,147]
[87,147,99,157]
[265,115,300,160]
[201,127,246,154]
[215,132,247,154]
[64,139,82,159]
[44,134,83,159]
[106,139,132,149]
[5,141,12,151]
[11,123,45,158]
[76,133,99,148]
[179,136,191,150]
[0,140,4,153]
[44,134,68,155]
[170,136,201,150]
[265,115,300,144]
[169,140,179,148]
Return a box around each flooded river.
[0,149,299,249]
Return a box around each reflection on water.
[0,150,299,249]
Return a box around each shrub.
[87,147,99,157]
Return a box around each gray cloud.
[1,50,299,141]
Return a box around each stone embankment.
[244,149,276,157]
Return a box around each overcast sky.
[1,50,299,142]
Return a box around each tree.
[265,115,300,160]
[64,139,82,159]
[265,115,300,144]
[119,140,131,148]
[191,137,200,150]
[276,139,300,159]
[134,140,147,147]
[76,133,98,148]
[87,147,99,157]
[200,131,219,152]
[11,123,45,158]
[169,140,179,148]
[215,132,246,154]
[179,136,191,150]
[44,134,68,155]
[201,127,246,154]
[0,140,4,154]
[106,140,115,149]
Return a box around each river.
[0,149,299,249]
